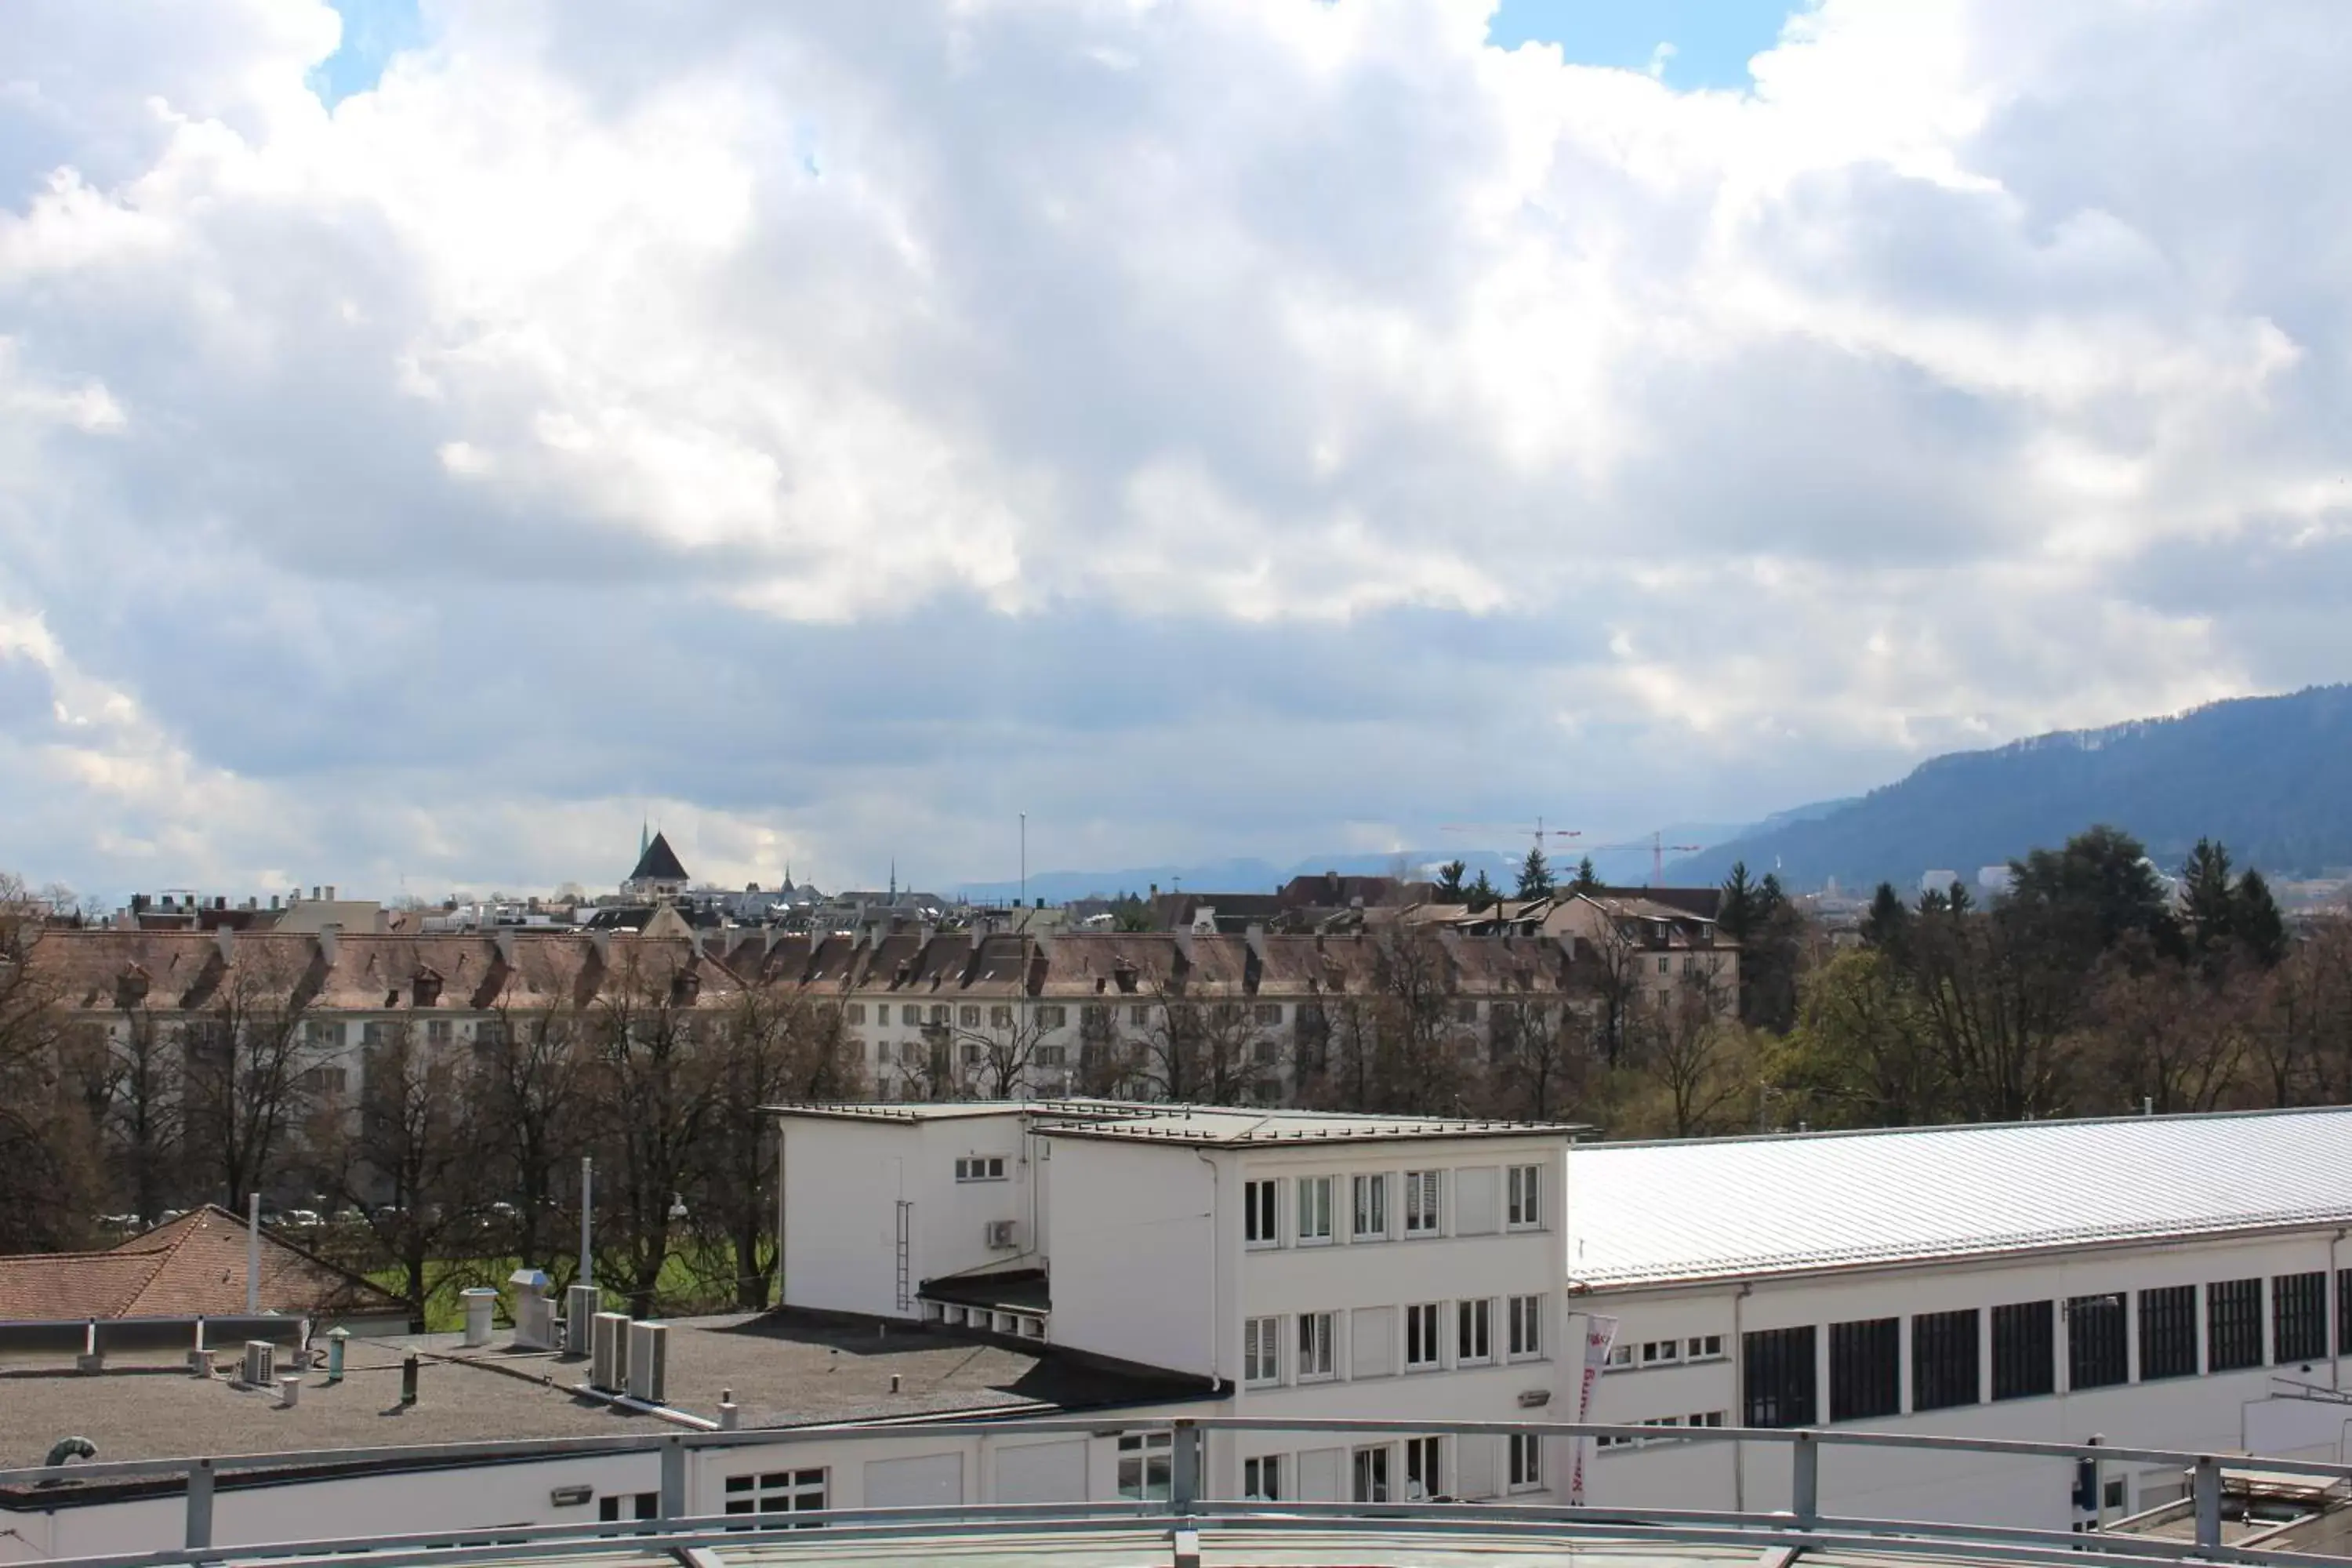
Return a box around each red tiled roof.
[0,1207,405,1323]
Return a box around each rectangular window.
[1405,1303,1442,1369]
[426,1019,452,1045]
[1404,1436,1442,1501]
[959,1004,980,1026]
[902,1004,920,1025]
[2208,1279,2263,1372]
[930,1004,949,1025]
[1297,1311,1336,1380]
[2140,1285,2198,1380]
[1117,1433,1172,1501]
[961,1042,982,1066]
[2339,1270,2352,1358]
[1352,1446,1391,1504]
[598,1492,658,1523]
[1036,1004,1068,1028]
[1642,1339,1681,1367]
[1244,1316,1281,1386]
[1507,1433,1541,1491]
[1507,1164,1543,1228]
[991,1005,1014,1028]
[844,1004,865,1024]
[1605,1344,1634,1369]
[1297,1177,1334,1244]
[2068,1294,2129,1389]
[1245,1179,1279,1247]
[1744,1326,1817,1428]
[1254,1003,1283,1025]
[1131,1004,1151,1026]
[953,1156,1007,1182]
[1458,1298,1492,1365]
[304,1020,340,1047]
[1686,1334,1725,1361]
[1243,1455,1282,1501]
[1912,1308,1980,1411]
[1829,1318,1900,1422]
[2277,1271,2328,1364]
[1991,1301,2055,1400]
[1403,1171,1441,1235]
[1508,1294,1543,1359]
[1035,1044,1066,1066]
[1353,1174,1388,1240]
[721,1469,828,1528]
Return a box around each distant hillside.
[1669,685,2352,892]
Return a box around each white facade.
[774,1104,1580,1504]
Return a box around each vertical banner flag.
[1568,1314,1619,1506]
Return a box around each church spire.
[641,817,649,858]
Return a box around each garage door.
[862,1454,963,1509]
[993,1439,1088,1503]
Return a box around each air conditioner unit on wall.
[985,1219,1018,1250]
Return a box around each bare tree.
[179,939,321,1208]
[321,1017,495,1330]
[955,1000,1058,1099]
[686,981,862,1310]
[1486,1000,1581,1121]
[477,990,593,1272]
[582,953,720,1316]
[1135,985,1261,1104]
[1627,971,1751,1138]
[0,877,99,1249]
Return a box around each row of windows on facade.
[839,996,1618,1035]
[1240,1166,1546,1247]
[1594,1411,1729,1450]
[1123,1432,1544,1504]
[866,1036,1284,1069]
[1738,1269,2350,1428]
[1240,1296,1549,1387]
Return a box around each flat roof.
[767,1101,1583,1146]
[0,1310,1200,1474]
[1567,1105,2352,1288]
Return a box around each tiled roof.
[1566,1105,2352,1288]
[0,1207,405,1324]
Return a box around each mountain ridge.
[1669,684,2352,891]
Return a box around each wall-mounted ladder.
[894,1200,913,1312]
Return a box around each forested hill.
[1670,685,2352,891]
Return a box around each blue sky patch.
[308,0,424,107]
[1487,0,1803,89]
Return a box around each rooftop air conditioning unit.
[590,1311,631,1393]
[241,1340,275,1388]
[985,1219,1018,1250]
[626,1321,669,1405]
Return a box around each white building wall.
[1042,1135,1220,1380]
[1583,1228,2352,1529]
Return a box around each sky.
[2,0,2347,902]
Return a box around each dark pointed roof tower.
[626,831,691,895]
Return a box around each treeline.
[1570,825,2346,1140]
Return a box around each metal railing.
[5,1417,2348,1568]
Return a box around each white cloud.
[0,0,2346,895]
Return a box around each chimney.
[316,926,338,967]
[215,925,235,965]
[325,884,336,902]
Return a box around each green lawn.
[361,1247,764,1331]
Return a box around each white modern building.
[12,1102,2352,1560]
[773,1103,1578,1506]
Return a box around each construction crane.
[1583,831,1704,884]
[1438,818,1583,864]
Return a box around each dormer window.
[412,966,444,1007]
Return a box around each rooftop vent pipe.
[43,1437,96,1468]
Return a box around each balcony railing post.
[1171,1420,1202,1516]
[659,1435,686,1520]
[2192,1455,2222,1552]
[185,1457,215,1553]
[1791,1430,1819,1528]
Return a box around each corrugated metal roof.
[1565,1106,2352,1288]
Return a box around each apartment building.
[772,1102,1581,1505]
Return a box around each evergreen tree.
[1433,860,1468,902]
[2007,824,2182,960]
[1860,882,1909,953]
[1719,862,1759,946]
[1515,845,1555,899]
[1465,869,1499,912]
[1570,855,1602,894]
[2181,837,2237,953]
[2234,869,2288,968]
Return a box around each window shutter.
[1456,1167,1500,1234]
[1352,1306,1395,1377]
